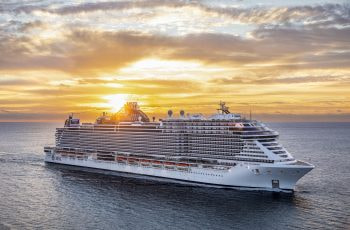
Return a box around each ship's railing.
[287,160,313,166]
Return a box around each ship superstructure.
[44,102,313,191]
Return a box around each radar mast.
[217,101,230,114]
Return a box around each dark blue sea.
[0,122,349,229]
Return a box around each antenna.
[249,108,252,121]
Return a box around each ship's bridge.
[209,113,241,120]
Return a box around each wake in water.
[0,151,44,166]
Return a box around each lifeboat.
[116,156,127,163]
[164,161,176,169]
[128,158,139,165]
[177,163,190,167]
[152,160,163,168]
[176,163,190,171]
[140,159,151,166]
[116,156,127,161]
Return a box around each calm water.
[0,122,349,230]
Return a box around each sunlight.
[117,58,228,81]
[129,59,201,70]
[103,94,128,112]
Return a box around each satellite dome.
[180,110,185,117]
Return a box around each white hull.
[45,155,312,192]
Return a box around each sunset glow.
[104,94,128,113]
[0,0,349,122]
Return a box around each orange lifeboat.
[177,163,190,167]
[152,160,163,168]
[116,156,126,161]
[140,159,151,165]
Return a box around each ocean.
[0,122,349,229]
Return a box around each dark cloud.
[2,0,187,14]
[168,26,350,70]
[19,20,45,32]
[0,109,11,113]
[52,0,187,15]
[0,30,172,74]
[4,1,349,28]
[61,30,170,74]
[204,3,350,27]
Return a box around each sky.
[0,0,349,122]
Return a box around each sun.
[104,94,128,113]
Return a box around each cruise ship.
[44,102,314,192]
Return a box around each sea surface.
[0,122,349,230]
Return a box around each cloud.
[78,78,197,88]
[168,26,350,70]
[204,3,350,26]
[1,1,349,75]
[1,24,349,74]
[211,75,350,85]
[26,78,200,96]
[51,0,187,15]
[0,78,39,86]
[0,30,172,74]
[5,1,349,28]
[0,109,11,113]
[2,0,191,14]
[61,30,169,74]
